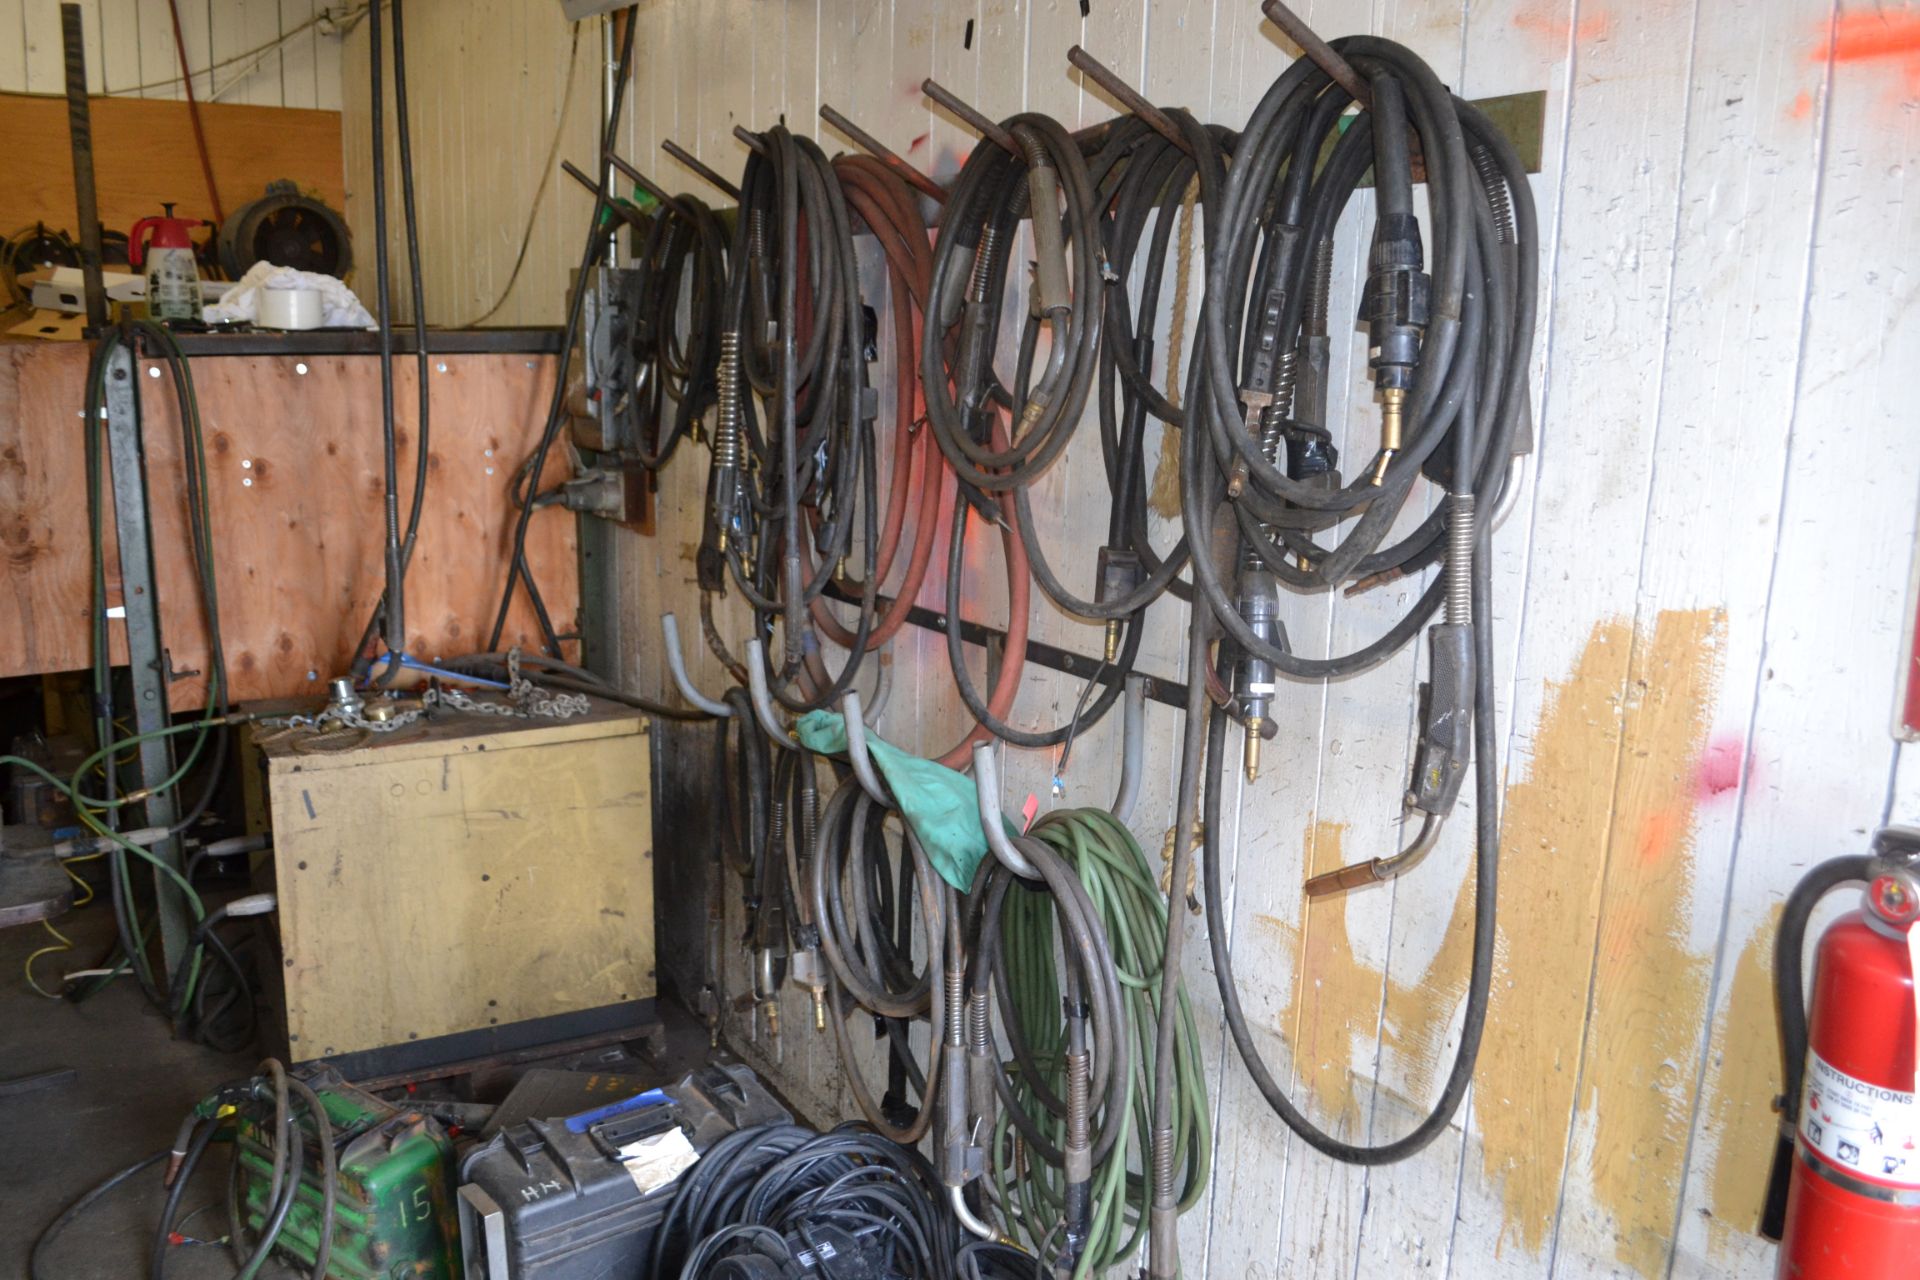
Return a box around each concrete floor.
[2,895,710,1278]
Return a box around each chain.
[254,649,590,740]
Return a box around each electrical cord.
[488,5,641,657]
[31,1150,168,1280]
[653,1123,961,1280]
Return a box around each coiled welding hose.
[809,775,952,1145]
[1152,42,1536,1275]
[621,191,729,472]
[1004,111,1222,633]
[806,153,950,659]
[651,1123,960,1280]
[710,124,880,712]
[969,809,1207,1276]
[919,113,1133,751]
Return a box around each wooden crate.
[257,700,654,1074]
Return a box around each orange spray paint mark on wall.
[1814,11,1920,97]
[1513,4,1615,47]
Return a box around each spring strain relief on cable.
[1447,493,1475,625]
[945,966,966,1047]
[1066,1050,1091,1149]
[714,331,743,470]
[1151,1123,1177,1203]
[967,991,990,1054]
[1471,144,1514,245]
[968,226,999,303]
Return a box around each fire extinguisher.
[1764,826,1920,1277]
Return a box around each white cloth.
[202,261,375,329]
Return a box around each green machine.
[234,1067,458,1280]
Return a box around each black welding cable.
[367,0,404,663]
[1171,33,1535,1191]
[151,1118,219,1278]
[1199,478,1501,1164]
[284,1076,339,1280]
[487,7,640,656]
[350,0,431,682]
[30,1150,167,1280]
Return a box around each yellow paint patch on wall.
[1449,608,1723,1268]
[1259,820,1382,1131]
[1471,616,1637,1258]
[1702,907,1784,1258]
[1576,607,1724,1275]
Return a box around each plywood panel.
[265,706,654,1059]
[0,90,343,245]
[0,344,578,708]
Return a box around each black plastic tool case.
[455,1062,788,1279]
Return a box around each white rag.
[202,261,375,329]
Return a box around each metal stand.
[102,341,190,970]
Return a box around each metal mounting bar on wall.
[921,79,1019,155]
[821,581,1188,710]
[1066,46,1194,157]
[661,139,741,201]
[102,339,191,971]
[820,104,951,203]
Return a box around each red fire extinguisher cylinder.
[1774,830,1920,1279]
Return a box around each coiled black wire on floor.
[650,1123,960,1280]
[1167,32,1538,1217]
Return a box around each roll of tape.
[259,287,322,330]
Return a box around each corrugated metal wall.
[0,0,342,108]
[336,2,1920,1276]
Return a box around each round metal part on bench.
[216,180,353,281]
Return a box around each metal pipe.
[866,646,895,723]
[1111,675,1145,824]
[732,124,770,157]
[840,690,895,806]
[662,614,732,717]
[561,160,656,230]
[58,5,106,331]
[820,103,950,203]
[922,79,1018,155]
[744,639,798,751]
[1303,813,1442,897]
[604,150,694,220]
[1260,0,1373,108]
[950,1185,996,1240]
[970,743,1042,878]
[662,138,741,200]
[1066,45,1192,157]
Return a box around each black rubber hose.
[285,1076,339,1280]
[1774,856,1872,1124]
[487,7,640,655]
[1198,480,1501,1162]
[366,0,404,661]
[31,1150,168,1280]
[150,1118,219,1278]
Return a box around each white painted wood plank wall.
[332,2,1920,1277]
[0,0,342,108]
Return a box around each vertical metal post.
[59,3,107,332]
[102,341,190,969]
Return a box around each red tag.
[1021,794,1039,833]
